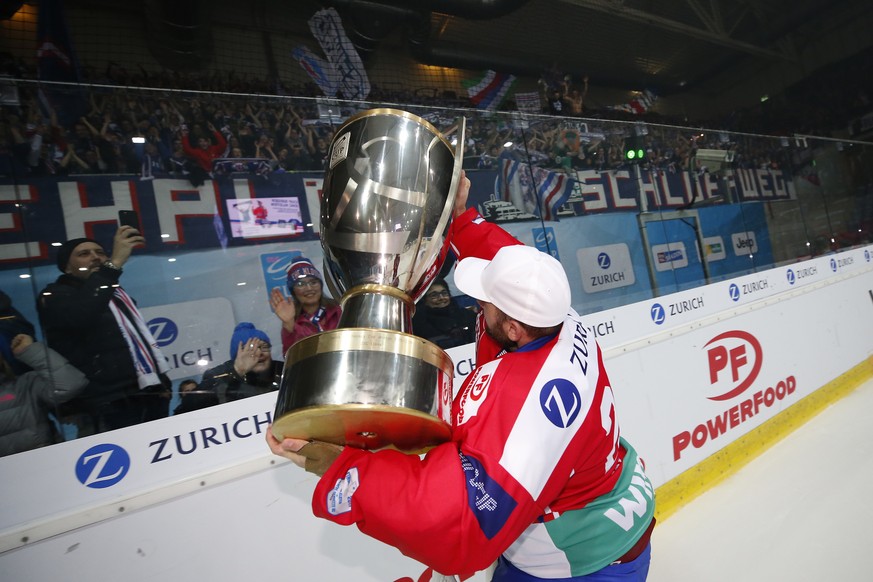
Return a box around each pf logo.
[597,252,611,269]
[148,317,178,347]
[650,303,666,325]
[704,330,763,401]
[75,444,131,489]
[728,283,740,302]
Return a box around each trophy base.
[272,328,454,454]
[271,404,452,453]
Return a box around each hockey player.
[267,171,655,581]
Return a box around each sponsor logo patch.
[460,453,516,539]
[539,379,582,428]
[327,468,359,516]
[456,360,499,426]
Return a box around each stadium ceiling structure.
[311,0,873,101]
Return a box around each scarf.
[107,287,170,390]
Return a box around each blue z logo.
[540,379,581,428]
[75,444,131,489]
[729,283,740,301]
[148,317,178,347]
[650,303,665,325]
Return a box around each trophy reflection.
[272,109,465,452]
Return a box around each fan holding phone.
[35,208,170,438]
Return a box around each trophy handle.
[415,116,466,297]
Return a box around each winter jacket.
[199,359,283,404]
[0,342,87,457]
[37,268,165,408]
[279,303,342,354]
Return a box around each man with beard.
[268,172,655,581]
[37,226,171,437]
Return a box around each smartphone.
[118,210,140,230]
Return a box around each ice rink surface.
[648,377,873,581]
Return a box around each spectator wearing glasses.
[199,322,282,404]
[269,258,341,354]
[412,278,477,349]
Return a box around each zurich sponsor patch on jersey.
[539,378,582,428]
[327,468,359,516]
[460,453,517,539]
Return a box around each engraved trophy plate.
[272,109,465,452]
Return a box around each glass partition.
[1,81,872,447]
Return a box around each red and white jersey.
[310,209,653,579]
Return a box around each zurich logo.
[786,269,795,285]
[148,317,178,347]
[865,249,871,262]
[597,252,611,269]
[539,379,582,428]
[830,258,837,272]
[729,283,740,302]
[75,444,131,489]
[650,303,666,325]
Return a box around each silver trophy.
[272,109,465,453]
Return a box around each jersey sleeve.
[311,427,546,577]
[448,208,523,262]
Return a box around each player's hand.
[453,170,470,218]
[266,429,343,476]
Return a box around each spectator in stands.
[269,258,341,353]
[546,87,566,116]
[412,278,477,349]
[283,142,314,171]
[0,116,31,178]
[0,290,36,375]
[0,333,88,456]
[167,138,194,180]
[172,378,218,415]
[37,226,172,437]
[199,322,282,404]
[181,120,227,174]
[563,75,589,116]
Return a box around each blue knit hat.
[229,322,271,360]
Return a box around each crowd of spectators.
[0,50,870,185]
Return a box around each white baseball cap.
[454,245,571,328]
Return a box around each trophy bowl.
[272,108,465,452]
